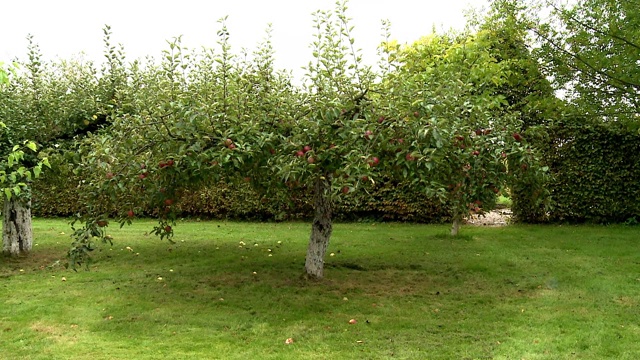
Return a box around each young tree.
[379,24,550,234]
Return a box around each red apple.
[455,135,465,141]
[106,172,114,179]
[475,129,483,136]
[127,210,135,218]
[361,175,369,182]
[295,150,305,157]
[413,111,419,117]
[166,159,174,167]
[269,148,276,155]
[307,157,315,164]
[138,173,147,180]
[405,153,415,161]
[483,129,492,135]
[364,130,373,140]
[159,161,166,168]
[377,116,385,123]
[368,157,379,167]
[513,133,523,142]
[164,199,174,206]
[472,150,480,156]
[303,145,312,153]
[224,138,233,147]
[341,186,349,194]
[97,220,108,227]
[227,143,236,150]
[164,225,172,233]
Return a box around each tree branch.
[549,2,640,52]
[534,28,640,93]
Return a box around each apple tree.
[380,28,549,235]
[0,52,52,256]
[70,3,401,278]
[0,29,126,257]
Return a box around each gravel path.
[466,208,512,226]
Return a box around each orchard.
[2,1,562,279]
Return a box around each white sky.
[2,0,488,79]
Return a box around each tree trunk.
[2,196,33,256]
[451,213,461,236]
[304,175,333,279]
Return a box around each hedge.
[31,165,451,223]
[512,120,640,223]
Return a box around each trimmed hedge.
[31,167,451,223]
[513,120,640,223]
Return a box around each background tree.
[534,0,639,126]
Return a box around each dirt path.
[466,208,512,226]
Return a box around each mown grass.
[1,219,639,359]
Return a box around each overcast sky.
[2,0,488,79]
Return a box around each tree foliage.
[534,0,640,126]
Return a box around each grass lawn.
[1,219,639,359]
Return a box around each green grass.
[496,194,513,207]
[1,219,640,359]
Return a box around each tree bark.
[2,196,33,256]
[451,213,461,236]
[304,175,333,279]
